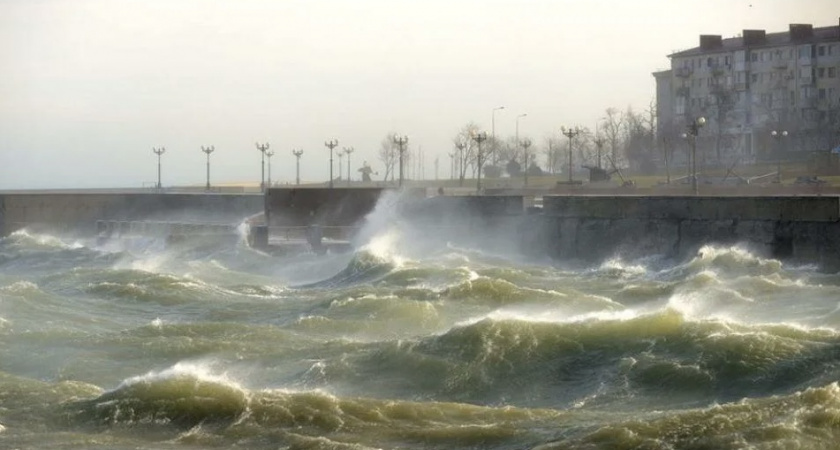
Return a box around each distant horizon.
[2,0,836,189]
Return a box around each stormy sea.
[3,194,840,450]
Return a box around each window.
[751,73,758,83]
[819,88,826,100]
[725,55,731,65]
[818,46,826,57]
[818,67,826,78]
[830,67,837,78]
[751,52,758,62]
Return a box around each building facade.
[655,21,840,166]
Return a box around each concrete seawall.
[534,196,840,269]
[0,192,263,236]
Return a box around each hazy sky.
[1,0,836,189]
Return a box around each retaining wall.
[0,192,263,236]
[536,196,840,270]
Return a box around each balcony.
[734,82,748,91]
[675,86,690,97]
[799,77,814,86]
[773,60,790,70]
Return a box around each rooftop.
[669,21,840,58]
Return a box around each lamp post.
[292,149,304,185]
[152,146,165,189]
[472,131,488,192]
[256,142,270,191]
[681,116,706,195]
[771,130,788,184]
[393,135,409,187]
[324,139,338,188]
[201,145,215,191]
[265,149,275,188]
[344,147,354,186]
[562,127,580,183]
[491,106,505,165]
[521,138,532,187]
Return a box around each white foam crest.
[1,280,40,294]
[599,257,648,277]
[150,317,163,329]
[9,229,84,250]
[357,227,407,267]
[113,361,245,393]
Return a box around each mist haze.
[1,0,835,189]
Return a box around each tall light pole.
[292,149,304,185]
[393,134,409,187]
[681,117,706,195]
[152,146,165,189]
[265,149,275,187]
[562,127,580,183]
[201,145,215,191]
[491,106,505,165]
[344,147,354,186]
[516,113,527,176]
[256,142,270,191]
[324,139,338,188]
[771,129,788,184]
[448,152,456,180]
[521,138,532,187]
[472,131,488,192]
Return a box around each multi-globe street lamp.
[152,146,165,189]
[292,149,304,185]
[393,135,409,187]
[344,147,354,186]
[256,142,270,191]
[265,149,275,188]
[521,138,532,187]
[681,116,706,195]
[561,127,580,183]
[201,145,215,191]
[472,131,488,192]
[324,139,339,188]
[771,129,788,184]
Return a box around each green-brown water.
[3,202,840,449]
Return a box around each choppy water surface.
[3,200,840,449]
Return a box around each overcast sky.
[0,0,836,189]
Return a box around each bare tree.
[378,133,398,183]
[452,122,480,186]
[543,134,563,174]
[602,107,625,167]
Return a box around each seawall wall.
[533,196,840,269]
[0,192,263,236]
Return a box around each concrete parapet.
[543,196,840,222]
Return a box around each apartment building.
[654,20,840,165]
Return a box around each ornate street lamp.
[292,149,304,185]
[152,146,165,189]
[521,138,532,187]
[256,142,270,191]
[680,116,706,195]
[265,149,275,187]
[562,127,581,183]
[472,131,488,192]
[393,134,409,187]
[343,147,354,186]
[324,139,339,188]
[201,145,215,191]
